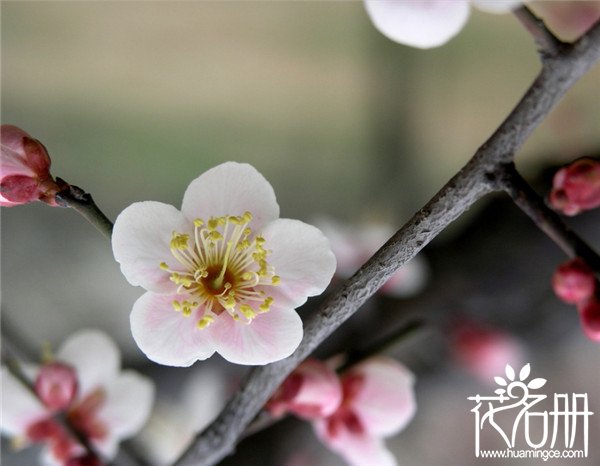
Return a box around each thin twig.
[513,5,566,57]
[499,163,600,274]
[55,181,114,239]
[172,19,600,466]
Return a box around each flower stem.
[55,181,114,239]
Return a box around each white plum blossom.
[364,0,522,49]
[112,162,336,366]
[313,357,416,466]
[0,330,154,465]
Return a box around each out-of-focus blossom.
[549,158,600,216]
[316,218,428,298]
[112,162,336,366]
[313,357,416,466]
[364,0,521,49]
[134,367,228,466]
[578,298,600,343]
[266,359,342,420]
[552,258,596,305]
[1,124,63,207]
[532,1,600,41]
[452,323,526,384]
[1,330,154,465]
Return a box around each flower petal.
[0,366,47,437]
[210,307,303,365]
[314,419,397,466]
[348,357,416,437]
[364,0,470,49]
[472,0,521,14]
[130,292,216,367]
[98,370,154,445]
[56,330,120,398]
[112,201,191,293]
[260,218,336,309]
[181,162,279,232]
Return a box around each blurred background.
[2,1,600,465]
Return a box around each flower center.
[160,211,280,330]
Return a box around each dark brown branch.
[499,163,600,274]
[55,181,114,239]
[513,5,566,57]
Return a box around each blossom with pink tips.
[112,162,336,366]
[549,158,600,216]
[452,323,526,383]
[364,0,521,49]
[317,218,428,298]
[1,125,63,207]
[313,357,416,466]
[1,330,154,465]
[267,359,342,420]
[552,258,596,305]
[578,298,600,343]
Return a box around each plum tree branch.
[499,163,600,274]
[173,19,600,466]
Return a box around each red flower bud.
[1,125,62,207]
[35,362,79,411]
[552,258,596,305]
[549,158,600,216]
[578,298,600,343]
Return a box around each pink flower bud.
[1,125,62,207]
[578,298,600,343]
[549,158,600,216]
[552,258,596,305]
[35,362,79,411]
[266,359,342,420]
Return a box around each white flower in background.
[134,367,228,466]
[316,218,428,298]
[112,162,336,366]
[364,0,522,49]
[0,330,154,465]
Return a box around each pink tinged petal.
[472,0,521,14]
[346,357,416,437]
[314,419,397,466]
[35,362,79,411]
[97,370,154,455]
[56,330,120,398]
[260,218,337,309]
[112,201,191,293]
[364,0,471,49]
[130,292,216,367]
[181,162,279,231]
[268,359,342,419]
[0,367,47,437]
[210,306,303,365]
[380,256,429,298]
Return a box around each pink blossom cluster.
[552,258,600,342]
[1,330,154,466]
[1,125,64,207]
[266,358,416,466]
